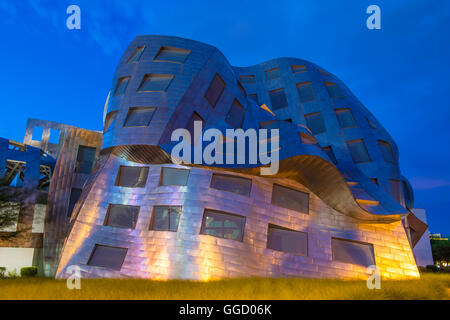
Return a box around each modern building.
[1,35,431,280]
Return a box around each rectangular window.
[225,99,245,128]
[249,94,259,105]
[265,68,280,81]
[305,112,326,135]
[292,65,307,74]
[153,46,190,63]
[200,209,245,241]
[325,81,344,99]
[138,74,174,92]
[87,244,128,270]
[104,204,139,229]
[297,82,316,103]
[271,184,309,214]
[49,129,60,144]
[32,126,43,141]
[347,139,371,163]
[115,166,149,188]
[321,146,337,164]
[335,108,357,128]
[186,112,205,146]
[104,111,117,132]
[267,225,308,255]
[74,145,96,174]
[378,140,395,163]
[127,46,145,63]
[205,73,226,107]
[67,187,82,217]
[123,107,156,127]
[210,173,252,196]
[114,76,130,96]
[390,179,402,204]
[239,75,255,84]
[150,206,182,231]
[269,88,288,110]
[331,238,375,267]
[160,167,189,186]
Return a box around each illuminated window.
[123,107,156,127]
[297,82,316,103]
[138,74,174,92]
[150,206,181,231]
[347,139,371,163]
[200,209,245,241]
[325,81,344,99]
[265,68,280,81]
[104,204,139,229]
[211,173,252,196]
[127,46,145,63]
[74,145,96,174]
[269,88,288,110]
[267,225,308,255]
[205,73,226,107]
[154,46,190,63]
[272,184,309,214]
[225,99,245,128]
[115,166,149,188]
[305,112,326,135]
[378,140,395,163]
[160,167,189,186]
[87,245,127,270]
[292,65,307,74]
[331,238,375,267]
[113,76,130,96]
[335,108,357,128]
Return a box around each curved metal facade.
[54,35,420,280]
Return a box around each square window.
[225,99,245,128]
[104,204,140,229]
[160,167,189,186]
[87,244,128,270]
[321,146,337,164]
[49,129,60,144]
[115,166,149,188]
[75,145,96,174]
[104,111,117,132]
[239,75,255,84]
[271,184,309,214]
[297,82,316,103]
[378,140,395,163]
[200,209,245,241]
[205,73,226,107]
[210,173,252,196]
[305,112,326,135]
[265,68,280,81]
[269,88,288,110]
[292,65,307,73]
[114,76,130,96]
[67,187,82,217]
[154,46,190,63]
[123,107,156,127]
[249,94,259,105]
[32,126,43,141]
[347,139,371,163]
[331,238,375,267]
[127,46,145,63]
[150,206,182,231]
[335,108,357,128]
[267,225,308,255]
[138,74,174,92]
[325,81,344,99]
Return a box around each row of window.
[127,45,191,64]
[239,65,331,84]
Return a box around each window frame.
[271,184,310,214]
[103,203,140,229]
[200,209,246,242]
[150,205,182,232]
[210,173,252,197]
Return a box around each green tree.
[430,237,450,268]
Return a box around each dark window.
[150,206,181,231]
[123,107,156,127]
[319,69,331,76]
[378,140,395,163]
[114,77,130,96]
[160,167,189,186]
[272,184,309,214]
[153,46,190,63]
[239,75,255,84]
[331,238,375,267]
[305,112,326,135]
[87,244,128,270]
[267,225,308,255]
[347,139,371,163]
[390,179,402,204]
[205,73,226,107]
[186,112,205,145]
[321,146,337,164]
[269,88,288,110]
[370,178,379,186]
[104,111,117,132]
[67,188,82,217]
[297,82,316,103]
[49,129,60,144]
[367,117,377,129]
[237,81,246,97]
[300,132,318,145]
[292,65,307,74]
[335,108,357,128]
[200,209,245,241]
[115,166,149,188]
[127,46,145,63]
[138,74,173,92]
[249,94,259,105]
[32,126,43,141]
[325,81,344,99]
[104,204,139,229]
[210,173,252,196]
[265,68,280,81]
[75,145,96,174]
[225,99,245,128]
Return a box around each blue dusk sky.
[0,0,449,234]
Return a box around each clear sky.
[0,0,449,234]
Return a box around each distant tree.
[430,237,450,268]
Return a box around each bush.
[20,267,38,277]
[0,267,6,278]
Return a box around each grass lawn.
[0,273,449,300]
